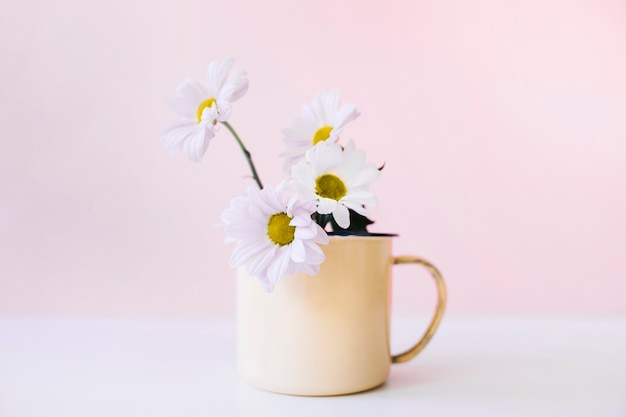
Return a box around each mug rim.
[327,232,398,237]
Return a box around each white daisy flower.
[222,184,329,292]
[160,58,249,162]
[290,141,380,229]
[280,90,359,172]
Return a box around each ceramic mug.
[237,234,447,396]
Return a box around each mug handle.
[391,256,447,364]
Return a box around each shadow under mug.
[237,234,447,396]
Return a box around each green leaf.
[313,213,333,230]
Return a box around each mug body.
[237,235,393,396]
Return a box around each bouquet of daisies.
[161,58,381,292]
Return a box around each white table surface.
[0,316,624,417]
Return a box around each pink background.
[1,0,625,318]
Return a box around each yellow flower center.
[196,98,217,123]
[267,213,296,246]
[312,125,333,145]
[315,174,347,201]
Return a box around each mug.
[237,234,447,396]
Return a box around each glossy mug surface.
[237,235,446,396]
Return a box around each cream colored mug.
[237,234,447,396]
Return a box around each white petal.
[165,96,196,118]
[341,201,369,217]
[160,120,198,155]
[300,262,320,276]
[221,70,249,102]
[246,244,277,276]
[205,59,231,97]
[348,167,381,188]
[333,102,360,128]
[290,239,306,263]
[257,273,275,293]
[314,90,339,124]
[267,248,291,285]
[200,104,219,125]
[231,237,271,263]
[314,227,330,244]
[307,141,343,174]
[294,224,317,240]
[290,161,315,188]
[176,78,209,105]
[183,126,214,162]
[215,99,233,122]
[202,58,248,114]
[317,197,337,214]
[344,191,378,207]
[332,204,351,229]
[303,240,326,264]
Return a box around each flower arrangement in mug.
[160,58,381,292]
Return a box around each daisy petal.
[290,239,306,263]
[183,127,214,162]
[332,203,351,229]
[317,198,337,214]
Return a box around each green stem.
[221,121,263,189]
